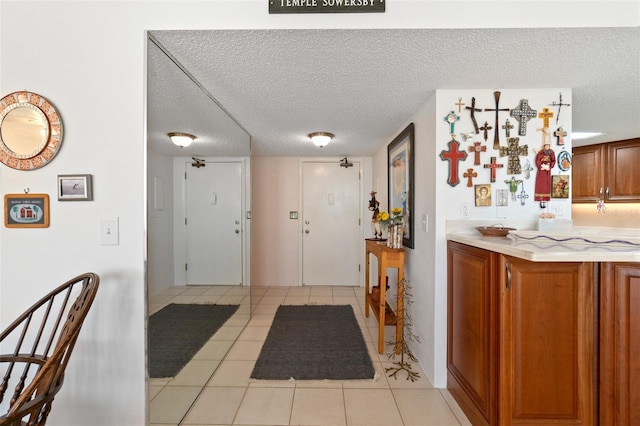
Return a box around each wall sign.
[269,0,384,14]
[4,193,50,228]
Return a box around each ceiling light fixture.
[168,132,196,148]
[308,132,334,148]
[571,132,604,140]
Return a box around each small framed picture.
[5,194,50,228]
[551,175,570,198]
[58,174,93,201]
[475,184,492,207]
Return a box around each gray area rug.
[251,305,375,380]
[149,303,238,378]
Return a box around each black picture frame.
[388,123,415,249]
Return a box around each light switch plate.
[100,217,119,246]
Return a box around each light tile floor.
[149,285,471,426]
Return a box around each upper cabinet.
[572,138,640,203]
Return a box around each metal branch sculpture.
[385,277,421,381]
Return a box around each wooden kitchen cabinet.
[447,242,497,426]
[447,241,596,425]
[599,262,640,425]
[572,138,640,203]
[498,254,595,426]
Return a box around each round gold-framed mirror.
[0,91,63,170]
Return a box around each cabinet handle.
[599,187,604,199]
[606,187,610,199]
[505,262,512,291]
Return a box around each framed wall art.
[388,123,415,248]
[58,174,93,201]
[4,193,50,228]
[551,175,570,198]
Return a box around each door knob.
[305,229,310,234]
[235,229,240,234]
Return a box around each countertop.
[447,222,640,262]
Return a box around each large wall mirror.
[0,91,63,170]
[146,35,251,424]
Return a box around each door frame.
[173,156,251,286]
[297,157,368,287]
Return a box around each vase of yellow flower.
[376,208,404,249]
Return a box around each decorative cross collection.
[438,92,570,210]
[510,99,537,136]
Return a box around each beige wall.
[572,203,640,228]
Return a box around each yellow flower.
[377,211,390,221]
[391,207,403,216]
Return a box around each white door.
[302,161,361,286]
[185,161,243,285]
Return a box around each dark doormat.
[251,305,375,380]
[148,303,239,378]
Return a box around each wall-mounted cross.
[465,97,482,134]
[505,176,523,201]
[549,92,570,123]
[483,156,504,183]
[455,97,465,112]
[538,107,554,128]
[502,119,514,138]
[517,182,529,206]
[484,91,510,149]
[554,126,567,146]
[479,121,493,142]
[440,137,468,187]
[444,111,460,134]
[510,99,537,136]
[499,137,529,175]
[468,141,487,165]
[463,168,477,187]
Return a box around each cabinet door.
[447,242,497,426]
[498,256,595,425]
[572,144,604,202]
[606,138,640,202]
[600,263,640,425]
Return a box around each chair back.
[0,272,99,426]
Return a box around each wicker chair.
[0,272,99,426]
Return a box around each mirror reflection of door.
[302,161,361,286]
[185,160,244,285]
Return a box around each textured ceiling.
[148,27,639,157]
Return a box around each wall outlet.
[460,203,471,218]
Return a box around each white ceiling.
[147,27,639,158]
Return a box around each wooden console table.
[365,239,404,354]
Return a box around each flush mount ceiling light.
[168,132,196,148]
[572,132,604,140]
[308,132,334,148]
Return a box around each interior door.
[302,161,361,286]
[185,161,243,285]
